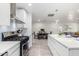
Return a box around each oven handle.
[22,42,28,46]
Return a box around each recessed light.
[28,3,32,6]
[76,18,79,19]
[38,19,41,22]
[68,14,74,21]
[55,19,59,23]
[77,9,79,12]
[68,11,74,21]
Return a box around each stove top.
[2,34,29,42]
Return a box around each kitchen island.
[48,34,79,56]
[0,41,20,56]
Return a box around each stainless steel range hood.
[11,17,25,24]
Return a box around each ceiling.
[16,3,79,23]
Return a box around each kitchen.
[1,3,79,56]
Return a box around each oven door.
[22,41,29,56]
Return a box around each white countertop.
[49,34,79,49]
[0,41,20,55]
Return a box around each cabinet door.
[8,44,20,56]
[0,3,10,26]
[16,9,25,22]
[10,48,20,56]
[48,36,59,56]
[48,36,69,56]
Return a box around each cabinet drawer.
[48,36,69,56]
[54,40,68,56]
[48,38,60,56]
[48,40,59,56]
[8,44,20,55]
[10,48,20,56]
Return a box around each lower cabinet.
[48,36,69,56]
[48,35,79,56]
[48,36,60,56]
[8,44,20,56]
[10,48,20,56]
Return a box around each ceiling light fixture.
[38,19,41,22]
[55,19,59,24]
[77,9,79,13]
[68,14,74,21]
[28,3,32,6]
[68,11,74,21]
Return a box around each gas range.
[2,33,29,56]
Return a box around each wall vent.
[48,14,54,17]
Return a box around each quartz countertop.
[0,41,20,55]
[49,34,79,49]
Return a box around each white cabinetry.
[48,35,79,56]
[0,3,10,26]
[16,8,25,22]
[0,42,20,56]
[48,36,59,56]
[8,43,20,56]
[48,36,69,56]
[16,7,32,48]
[26,13,32,48]
[48,36,68,56]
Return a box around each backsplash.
[0,19,24,41]
[0,26,10,41]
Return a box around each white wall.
[0,3,10,26]
[0,26,10,41]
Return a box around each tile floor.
[28,39,52,56]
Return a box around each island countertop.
[0,41,20,55]
[49,34,79,49]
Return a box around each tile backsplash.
[0,25,11,41]
[0,20,25,41]
[0,19,17,41]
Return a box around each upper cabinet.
[0,3,10,26]
[16,8,26,23]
